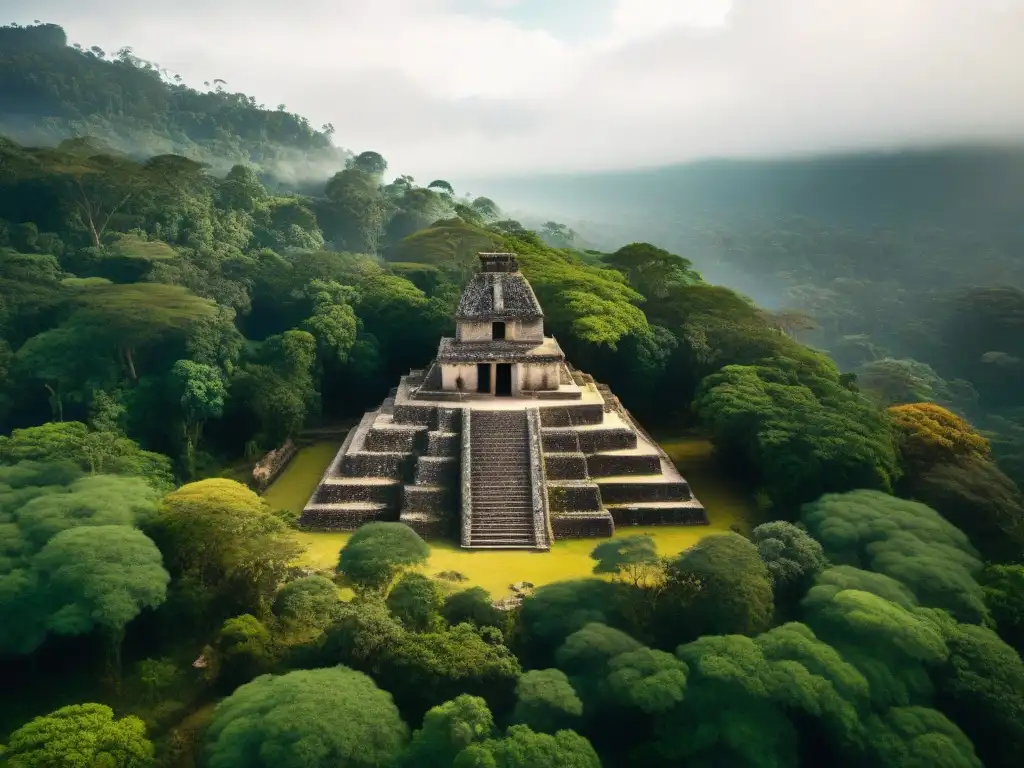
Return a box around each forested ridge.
[0,20,1023,768]
[0,21,347,178]
[481,151,1024,494]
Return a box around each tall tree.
[2,703,154,768]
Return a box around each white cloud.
[9,0,1024,178]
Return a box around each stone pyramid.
[300,253,707,549]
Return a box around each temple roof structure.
[455,253,543,320]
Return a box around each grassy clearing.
[268,436,756,598]
[263,442,341,513]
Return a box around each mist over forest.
[1,15,1024,768]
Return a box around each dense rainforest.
[0,21,1023,768]
[475,150,1024,493]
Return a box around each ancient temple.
[300,253,707,549]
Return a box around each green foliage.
[2,702,154,767]
[863,706,981,768]
[0,472,168,655]
[402,695,495,768]
[301,279,358,364]
[802,584,948,708]
[751,521,829,605]
[518,579,633,665]
[590,534,661,587]
[801,490,988,624]
[205,667,408,768]
[603,242,701,300]
[384,623,522,717]
[272,575,340,632]
[135,657,181,704]
[695,362,900,510]
[453,724,600,768]
[605,647,688,715]
[512,669,583,733]
[661,624,869,767]
[982,564,1024,652]
[0,24,341,172]
[657,533,774,646]
[0,422,173,489]
[387,572,444,631]
[336,522,430,593]
[151,478,301,620]
[232,329,318,445]
[857,358,950,406]
[441,587,505,631]
[208,614,278,690]
[935,622,1024,768]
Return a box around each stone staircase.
[467,410,537,548]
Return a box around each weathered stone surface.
[526,407,552,550]
[456,262,543,320]
[597,479,693,504]
[399,511,449,538]
[609,502,707,526]
[544,452,588,480]
[437,406,463,432]
[364,425,428,452]
[312,478,402,505]
[414,456,458,486]
[539,405,604,427]
[586,452,662,477]
[551,510,614,538]
[426,431,459,457]
[341,451,412,481]
[402,484,453,515]
[466,409,539,549]
[542,427,636,453]
[300,502,397,530]
[393,403,437,427]
[546,481,603,512]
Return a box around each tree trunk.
[106,626,125,694]
[123,346,138,380]
[44,383,63,422]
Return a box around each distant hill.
[462,146,1024,231]
[459,147,1024,304]
[0,22,349,181]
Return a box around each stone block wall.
[547,481,603,512]
[341,451,413,481]
[551,512,614,538]
[538,405,604,427]
[364,425,428,452]
[312,480,401,505]
[301,505,399,529]
[460,411,473,546]
[544,452,588,480]
[585,452,662,477]
[252,439,298,491]
[599,480,693,504]
[541,427,636,453]
[526,408,553,550]
[611,504,706,526]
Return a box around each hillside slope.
[0,22,348,178]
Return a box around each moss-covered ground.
[268,435,756,598]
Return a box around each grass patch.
[268,436,756,598]
[263,442,341,513]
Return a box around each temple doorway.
[477,363,491,393]
[492,321,506,340]
[496,363,512,396]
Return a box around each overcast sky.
[8,0,1024,178]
